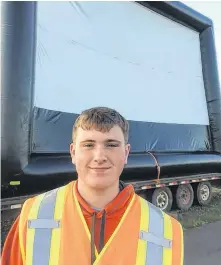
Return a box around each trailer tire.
[195,181,212,206]
[138,189,153,202]
[152,187,173,212]
[176,184,194,211]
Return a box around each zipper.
[90,210,106,265]
[91,212,96,265]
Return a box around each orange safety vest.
[18,181,183,265]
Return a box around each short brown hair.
[72,107,129,144]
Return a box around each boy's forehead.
[76,126,124,141]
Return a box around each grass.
[172,187,221,229]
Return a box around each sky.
[184,1,221,95]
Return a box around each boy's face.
[70,125,130,190]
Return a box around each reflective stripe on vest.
[136,197,173,265]
[26,186,66,265]
[26,186,177,265]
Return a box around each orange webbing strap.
[147,151,161,184]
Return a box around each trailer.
[1,1,221,212]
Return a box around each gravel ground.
[1,187,221,250]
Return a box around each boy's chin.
[88,178,116,190]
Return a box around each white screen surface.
[34,1,209,125]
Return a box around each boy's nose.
[93,148,107,163]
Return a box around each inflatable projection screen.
[2,1,221,185]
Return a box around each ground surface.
[181,187,221,265]
[184,221,221,265]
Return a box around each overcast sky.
[184,1,221,94]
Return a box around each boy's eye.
[83,143,94,148]
[82,142,120,148]
[106,143,119,147]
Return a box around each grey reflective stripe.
[140,230,172,249]
[145,202,164,265]
[28,219,60,229]
[31,188,58,265]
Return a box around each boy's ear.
[124,144,131,164]
[70,143,76,164]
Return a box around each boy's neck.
[77,179,120,210]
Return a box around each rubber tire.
[176,184,194,211]
[138,189,153,202]
[195,181,212,206]
[152,187,173,212]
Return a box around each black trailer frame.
[1,1,221,185]
[1,172,220,211]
